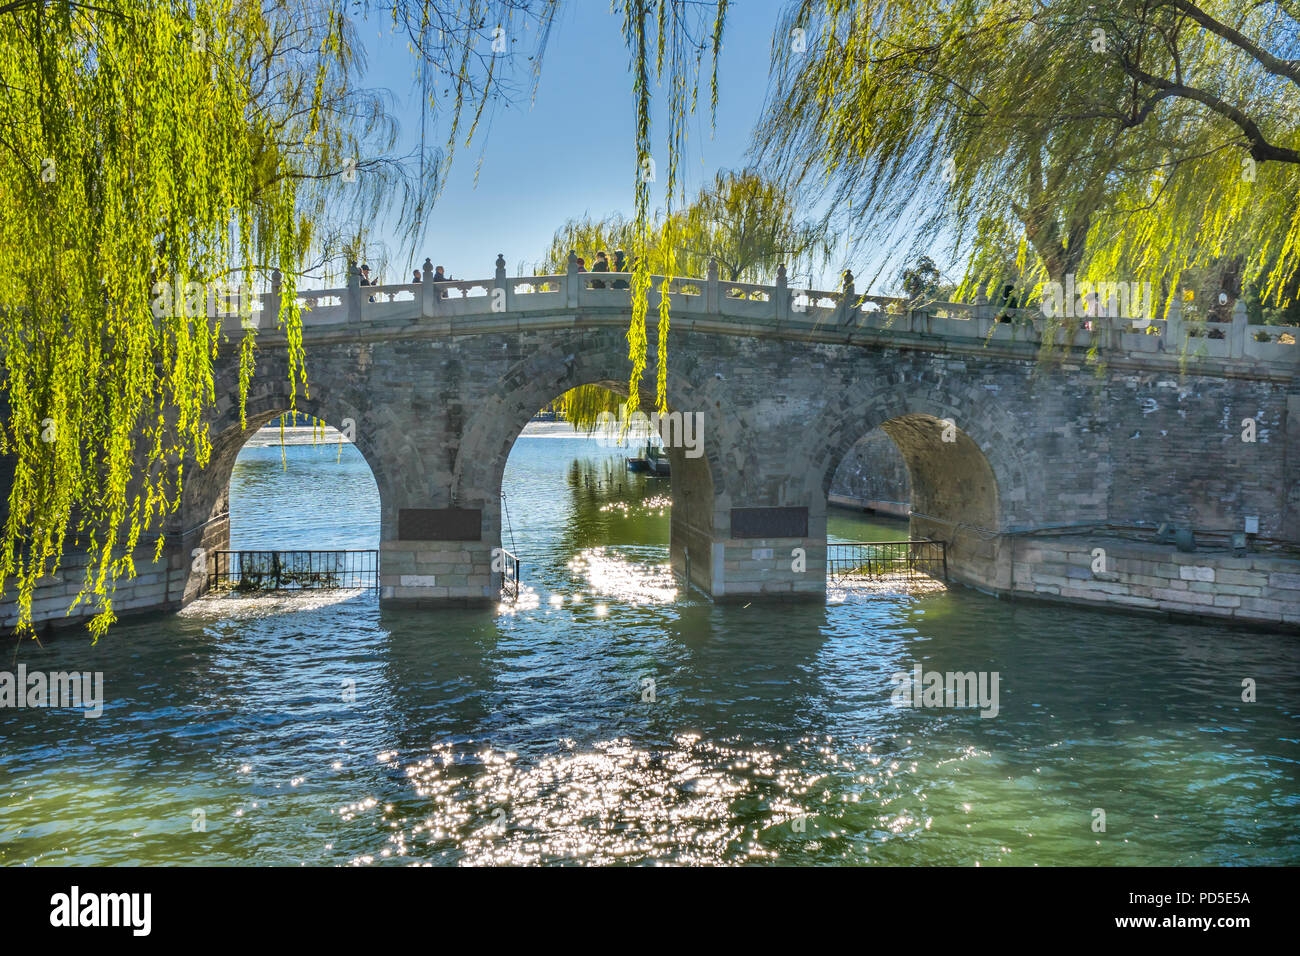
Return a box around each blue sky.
[353,1,859,290]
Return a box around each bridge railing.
[221,257,1299,371]
[209,549,380,591]
[826,539,948,585]
[498,547,521,601]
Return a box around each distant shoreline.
[243,426,349,447]
[243,419,614,446]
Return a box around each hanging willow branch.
[756,0,1300,346]
[0,0,323,640]
[0,0,723,640]
[619,0,727,414]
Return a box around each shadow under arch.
[815,390,1030,590]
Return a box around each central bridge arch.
[453,334,731,598]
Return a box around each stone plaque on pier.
[730,506,808,539]
[397,507,482,541]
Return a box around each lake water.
[2,429,1297,865]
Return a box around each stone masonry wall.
[4,315,1298,632]
[1010,535,1300,629]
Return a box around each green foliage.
[539,212,670,274]
[540,166,823,434]
[540,169,823,284]
[619,0,728,415]
[546,385,627,433]
[1243,270,1300,326]
[531,2,729,433]
[679,169,831,283]
[900,255,943,301]
[0,0,313,638]
[758,0,1300,340]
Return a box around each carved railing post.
[346,260,362,323]
[1109,299,1125,351]
[495,253,510,312]
[262,268,281,331]
[421,257,435,317]
[972,289,992,339]
[775,263,789,321]
[706,258,720,314]
[566,250,579,309]
[1163,292,1183,353]
[838,270,856,327]
[1229,298,1248,358]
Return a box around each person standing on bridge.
[576,257,587,273]
[613,250,628,289]
[433,265,452,298]
[359,263,377,302]
[412,270,421,283]
[996,283,1017,323]
[591,251,609,288]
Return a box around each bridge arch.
[811,380,1033,589]
[176,357,396,602]
[453,334,737,596]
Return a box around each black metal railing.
[209,550,379,591]
[826,539,947,585]
[498,547,521,600]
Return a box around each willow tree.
[538,170,824,282]
[536,209,667,432]
[757,0,1300,333]
[0,0,545,640]
[537,212,671,275]
[678,168,831,283]
[0,0,309,639]
[0,0,724,639]
[617,0,728,415]
[531,1,729,434]
[540,166,827,431]
[1084,1,1300,321]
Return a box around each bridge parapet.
[219,262,1300,375]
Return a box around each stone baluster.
[1113,299,1128,351]
[421,258,435,317]
[972,289,992,339]
[1229,298,1248,359]
[706,258,720,314]
[1098,293,1117,352]
[1162,292,1183,353]
[346,260,362,323]
[263,269,281,331]
[566,250,579,309]
[838,270,856,327]
[775,263,789,322]
[495,253,510,312]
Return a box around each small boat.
[628,437,670,475]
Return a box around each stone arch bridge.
[9,255,1300,631]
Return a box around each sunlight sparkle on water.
[567,547,677,604]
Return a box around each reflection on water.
[567,548,678,605]
[1,429,1297,866]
